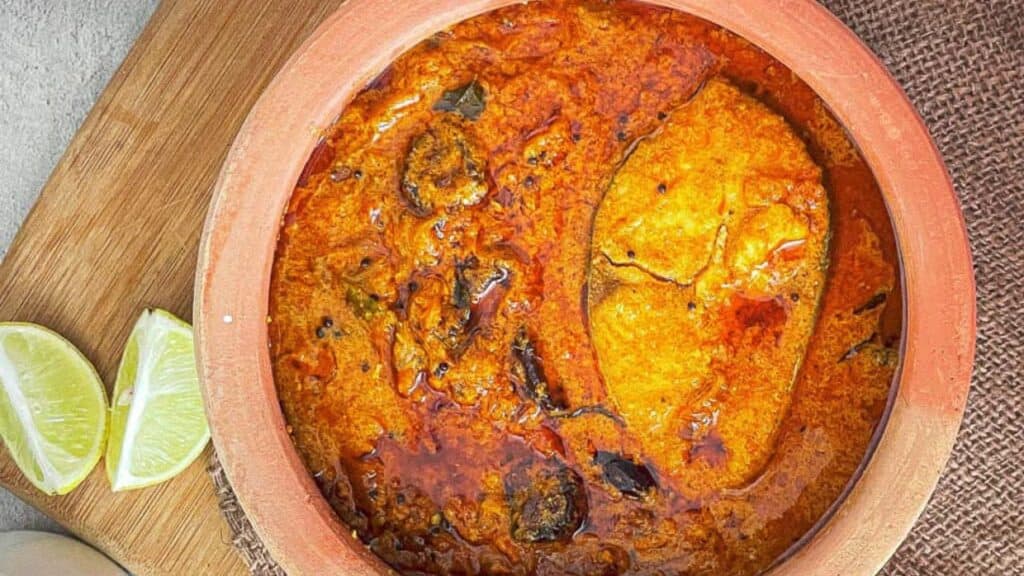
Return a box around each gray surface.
[0,0,158,532]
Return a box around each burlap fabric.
[210,0,1024,573]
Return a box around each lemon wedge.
[106,309,209,491]
[0,323,107,495]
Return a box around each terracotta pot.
[195,1,976,574]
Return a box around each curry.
[269,1,901,574]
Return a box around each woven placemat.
[209,0,1024,573]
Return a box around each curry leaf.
[594,451,657,498]
[434,80,486,121]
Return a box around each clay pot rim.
[195,1,976,575]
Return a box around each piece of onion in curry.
[269,1,901,574]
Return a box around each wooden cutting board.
[0,1,348,574]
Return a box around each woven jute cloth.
[210,0,1024,573]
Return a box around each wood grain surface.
[0,0,345,573]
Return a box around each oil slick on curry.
[269,1,901,574]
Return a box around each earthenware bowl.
[195,1,976,574]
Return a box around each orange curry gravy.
[269,1,902,574]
